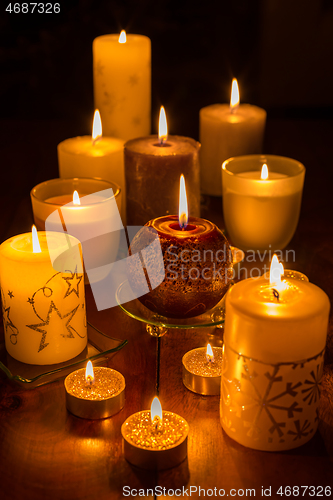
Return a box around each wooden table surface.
[0,118,332,499]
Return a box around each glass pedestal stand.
[116,280,227,394]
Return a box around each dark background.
[0,0,332,240]
[1,0,333,135]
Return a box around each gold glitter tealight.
[182,344,222,395]
[64,361,125,419]
[121,397,189,470]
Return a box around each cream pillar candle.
[93,31,151,141]
[220,256,330,451]
[200,79,266,196]
[0,228,87,365]
[222,155,305,251]
[58,111,125,222]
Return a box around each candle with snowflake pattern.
[220,255,330,451]
[93,31,151,141]
[0,228,87,365]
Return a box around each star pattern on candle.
[94,60,105,77]
[128,74,139,86]
[27,297,34,305]
[2,305,19,345]
[8,291,14,299]
[62,271,82,298]
[132,116,142,127]
[1,287,19,345]
[27,301,84,353]
[103,92,126,114]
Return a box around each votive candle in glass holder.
[222,155,305,251]
[30,178,122,284]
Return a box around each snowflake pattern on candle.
[221,345,325,448]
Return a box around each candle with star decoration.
[0,227,87,365]
[93,30,151,141]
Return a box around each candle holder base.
[116,280,226,331]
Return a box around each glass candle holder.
[222,155,305,251]
[31,178,122,285]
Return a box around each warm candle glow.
[178,174,188,229]
[85,360,95,385]
[151,396,163,424]
[206,343,214,363]
[119,30,126,43]
[261,163,269,180]
[32,225,41,253]
[230,78,240,112]
[269,254,287,294]
[73,190,81,205]
[158,106,168,144]
[92,109,102,144]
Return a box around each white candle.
[58,110,125,223]
[31,178,123,286]
[221,256,330,451]
[199,79,266,196]
[93,32,151,141]
[222,155,305,251]
[0,228,86,365]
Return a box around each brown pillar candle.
[124,107,200,225]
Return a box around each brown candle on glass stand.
[128,175,233,318]
[124,106,200,226]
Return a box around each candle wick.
[272,288,280,301]
[86,376,94,387]
[92,136,102,146]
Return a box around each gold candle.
[65,362,125,419]
[182,344,222,395]
[121,397,189,470]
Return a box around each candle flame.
[261,164,269,180]
[119,30,126,43]
[32,225,41,253]
[73,190,81,205]
[206,343,214,363]
[179,174,188,229]
[230,78,239,111]
[158,106,168,144]
[269,254,285,290]
[92,109,102,144]
[85,360,95,385]
[151,396,163,424]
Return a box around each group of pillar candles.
[0,31,330,468]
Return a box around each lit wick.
[206,343,214,364]
[92,109,102,146]
[178,174,188,230]
[272,288,280,301]
[85,360,95,387]
[158,106,168,146]
[230,78,239,114]
[151,396,163,431]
